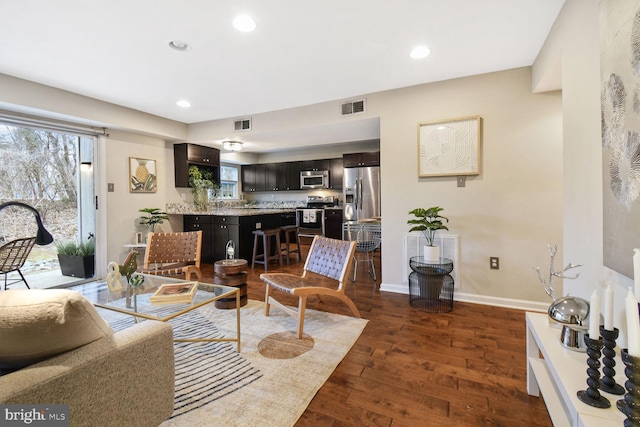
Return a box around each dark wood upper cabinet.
[329,158,343,190]
[241,164,266,192]
[174,143,220,188]
[343,151,380,168]
[302,159,331,171]
[186,144,219,165]
[286,161,302,191]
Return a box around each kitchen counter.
[166,203,298,216]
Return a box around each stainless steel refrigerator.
[343,166,381,223]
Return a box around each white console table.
[526,312,625,427]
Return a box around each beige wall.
[371,68,562,308]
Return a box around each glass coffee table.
[91,274,241,351]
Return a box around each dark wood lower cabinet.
[324,208,343,240]
[184,213,288,264]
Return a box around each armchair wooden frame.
[139,231,203,281]
[260,235,361,339]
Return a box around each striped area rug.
[109,308,263,419]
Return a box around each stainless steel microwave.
[300,170,329,189]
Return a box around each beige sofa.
[0,320,175,427]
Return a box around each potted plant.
[56,234,95,278]
[188,165,218,210]
[407,206,449,262]
[138,208,169,233]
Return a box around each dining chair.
[139,231,203,281]
[260,235,360,339]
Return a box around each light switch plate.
[457,176,466,187]
[107,183,114,192]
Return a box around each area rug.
[108,299,368,427]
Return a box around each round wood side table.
[213,259,248,309]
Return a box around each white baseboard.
[378,283,548,313]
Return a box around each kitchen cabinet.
[241,164,266,192]
[264,163,290,191]
[329,158,343,190]
[183,215,213,263]
[343,151,380,168]
[213,216,240,261]
[241,158,341,192]
[302,159,331,171]
[174,143,220,188]
[324,208,343,239]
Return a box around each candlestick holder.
[600,326,625,395]
[617,349,640,427]
[577,333,611,408]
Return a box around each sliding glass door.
[0,124,96,288]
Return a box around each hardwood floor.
[200,245,553,427]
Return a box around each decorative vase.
[423,245,440,263]
[193,187,209,209]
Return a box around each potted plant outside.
[138,208,169,233]
[189,165,218,210]
[407,206,449,262]
[56,235,95,278]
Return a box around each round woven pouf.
[213,259,248,309]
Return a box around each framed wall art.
[129,157,157,193]
[417,116,482,177]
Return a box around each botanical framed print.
[129,157,157,193]
[418,116,482,177]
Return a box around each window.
[219,165,239,199]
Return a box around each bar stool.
[280,225,301,263]
[251,229,283,271]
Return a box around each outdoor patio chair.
[0,237,37,290]
[139,231,203,281]
[0,201,54,290]
[260,235,360,339]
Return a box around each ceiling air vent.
[341,99,366,116]
[234,118,251,131]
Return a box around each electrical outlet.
[256,222,261,229]
[490,257,500,269]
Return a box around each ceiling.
[0,1,565,150]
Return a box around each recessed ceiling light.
[176,100,191,108]
[233,15,256,32]
[410,45,431,59]
[168,40,191,51]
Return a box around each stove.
[296,196,335,238]
[305,195,335,208]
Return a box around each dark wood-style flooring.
[199,244,553,427]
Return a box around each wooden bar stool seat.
[280,225,301,263]
[251,229,283,271]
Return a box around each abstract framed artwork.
[601,0,640,278]
[417,116,482,177]
[129,157,157,193]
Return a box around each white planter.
[423,245,440,263]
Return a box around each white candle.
[626,288,640,357]
[634,249,640,301]
[605,284,614,330]
[589,289,601,339]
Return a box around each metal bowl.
[548,296,590,328]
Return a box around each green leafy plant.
[139,208,169,232]
[188,165,217,190]
[407,206,449,246]
[55,235,95,256]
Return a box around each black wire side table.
[409,256,454,313]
